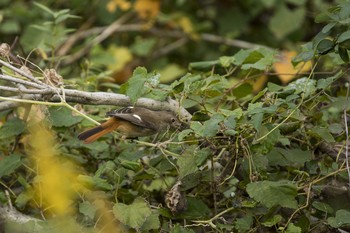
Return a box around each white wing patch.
[132,114,142,122]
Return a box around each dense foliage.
[0,0,350,232]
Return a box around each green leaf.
[327,209,350,228]
[143,177,175,192]
[321,22,337,33]
[338,46,349,63]
[262,215,283,227]
[189,60,219,70]
[170,224,195,233]
[178,197,211,219]
[48,107,83,127]
[15,189,34,208]
[33,2,55,16]
[219,56,235,67]
[0,154,22,178]
[310,126,335,142]
[234,215,253,232]
[267,82,283,92]
[77,175,114,191]
[123,67,148,103]
[178,146,205,179]
[79,201,97,219]
[312,201,333,214]
[329,123,344,134]
[316,38,335,55]
[232,83,253,98]
[317,75,337,89]
[337,30,350,43]
[286,223,302,233]
[267,148,313,168]
[285,77,316,98]
[201,114,225,137]
[0,118,25,139]
[113,198,152,229]
[246,181,298,209]
[269,5,306,39]
[140,212,160,231]
[120,160,141,172]
[131,37,157,56]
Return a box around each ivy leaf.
[77,175,114,191]
[246,181,298,209]
[121,67,148,103]
[0,154,22,178]
[286,223,302,233]
[234,215,253,232]
[79,201,97,219]
[312,201,333,214]
[177,146,209,179]
[310,126,335,142]
[327,209,350,228]
[269,5,306,40]
[262,215,283,227]
[178,197,211,219]
[140,212,160,231]
[0,118,25,139]
[267,148,312,168]
[170,224,195,233]
[49,107,83,127]
[201,114,225,137]
[113,198,152,229]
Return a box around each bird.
[78,106,181,144]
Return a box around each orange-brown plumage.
[78,107,181,144]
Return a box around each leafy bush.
[0,1,349,233]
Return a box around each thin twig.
[61,13,134,65]
[256,59,319,142]
[0,59,46,86]
[152,37,189,58]
[344,82,350,186]
[0,74,45,89]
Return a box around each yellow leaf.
[134,0,160,19]
[27,123,82,216]
[247,75,268,93]
[106,0,131,13]
[273,50,312,85]
[107,46,133,72]
[178,16,194,34]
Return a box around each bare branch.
[0,74,45,89]
[0,90,191,122]
[61,13,134,65]
[152,37,189,58]
[0,59,47,86]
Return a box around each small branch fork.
[0,58,191,123]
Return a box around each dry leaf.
[273,50,312,85]
[106,0,131,13]
[134,0,160,19]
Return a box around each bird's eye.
[171,118,176,123]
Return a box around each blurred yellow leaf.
[134,0,160,19]
[178,16,194,35]
[107,46,133,73]
[27,123,82,216]
[247,75,268,93]
[158,64,185,83]
[273,50,312,84]
[107,0,131,12]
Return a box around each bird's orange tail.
[78,118,120,144]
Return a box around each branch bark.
[0,59,191,122]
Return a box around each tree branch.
[0,59,191,122]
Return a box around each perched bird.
[78,106,181,144]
